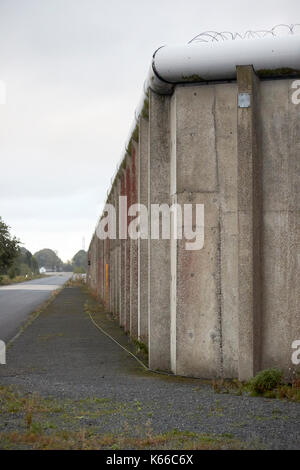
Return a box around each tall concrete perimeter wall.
[87,68,300,380]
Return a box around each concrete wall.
[260,79,300,372]
[170,83,239,378]
[87,71,300,380]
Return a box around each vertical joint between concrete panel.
[237,65,262,381]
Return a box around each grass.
[0,386,247,450]
[132,338,149,360]
[0,429,247,450]
[0,273,47,286]
[212,369,300,403]
[0,386,64,415]
[248,368,283,394]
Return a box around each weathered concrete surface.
[148,91,171,371]
[138,117,149,344]
[125,155,132,332]
[215,83,239,378]
[112,186,118,317]
[170,86,220,377]
[97,237,104,300]
[120,171,126,328]
[130,141,139,338]
[260,79,300,372]
[115,179,121,321]
[103,237,110,310]
[170,84,239,378]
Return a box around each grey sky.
[0,0,298,261]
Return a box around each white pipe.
[148,34,300,94]
[106,31,300,201]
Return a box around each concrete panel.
[260,79,300,373]
[114,183,120,317]
[174,194,221,378]
[215,83,239,377]
[175,85,218,194]
[171,83,239,378]
[120,171,126,328]
[130,141,139,338]
[97,237,104,300]
[125,155,132,332]
[148,90,171,371]
[138,117,149,344]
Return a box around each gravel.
[0,286,299,450]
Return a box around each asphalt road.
[0,273,72,343]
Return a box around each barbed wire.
[188,24,300,43]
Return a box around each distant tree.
[72,250,87,273]
[34,248,63,272]
[8,247,40,278]
[0,217,20,275]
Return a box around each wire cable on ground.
[86,310,205,381]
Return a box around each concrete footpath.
[0,285,299,450]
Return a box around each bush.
[249,368,283,395]
[7,265,18,279]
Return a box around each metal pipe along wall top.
[148,34,300,94]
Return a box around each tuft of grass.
[132,338,148,360]
[212,378,244,396]
[211,371,300,403]
[0,386,64,416]
[249,369,283,395]
[277,384,300,402]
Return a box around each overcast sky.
[0,0,299,262]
